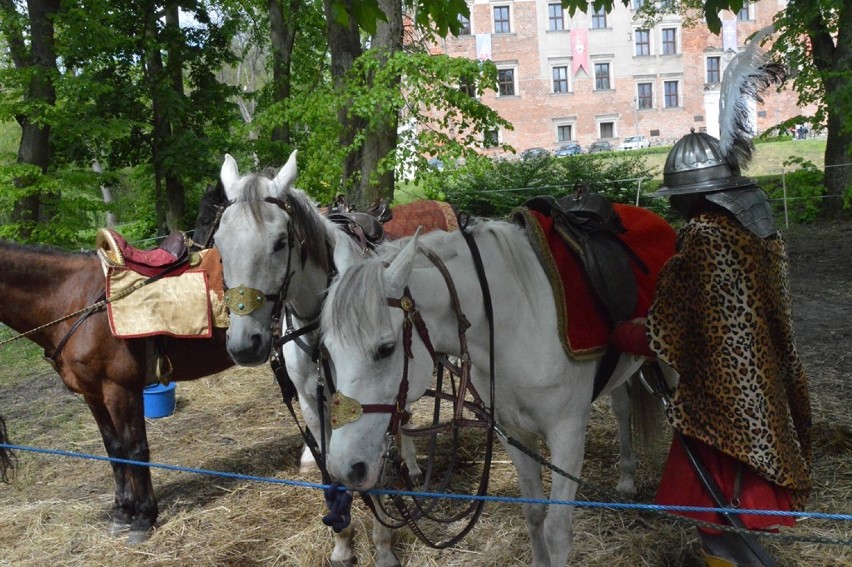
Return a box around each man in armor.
[613,128,812,566]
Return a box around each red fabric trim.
[529,204,676,353]
[655,435,795,532]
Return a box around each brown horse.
[0,232,233,543]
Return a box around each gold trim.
[330,392,363,429]
[223,284,267,316]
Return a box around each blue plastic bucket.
[143,382,177,418]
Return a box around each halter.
[329,245,486,439]
[222,196,302,326]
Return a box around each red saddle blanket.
[384,200,458,239]
[523,204,676,358]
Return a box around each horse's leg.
[543,415,590,567]
[399,432,422,483]
[101,383,158,543]
[371,515,400,567]
[329,525,357,566]
[500,432,549,567]
[86,402,136,533]
[609,382,637,496]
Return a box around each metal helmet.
[651,129,754,197]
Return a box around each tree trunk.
[1,0,60,239]
[323,0,365,200]
[269,0,301,147]
[799,0,852,220]
[357,0,402,209]
[163,1,186,233]
[92,160,117,227]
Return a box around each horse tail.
[626,373,667,452]
[0,414,16,482]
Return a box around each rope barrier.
[3,441,852,546]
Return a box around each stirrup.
[703,552,737,567]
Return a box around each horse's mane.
[323,217,540,354]
[323,255,392,356]
[228,172,333,274]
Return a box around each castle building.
[428,0,801,154]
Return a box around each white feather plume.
[718,25,786,172]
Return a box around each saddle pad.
[107,248,229,339]
[520,204,676,359]
[384,200,458,239]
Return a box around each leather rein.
[330,231,497,548]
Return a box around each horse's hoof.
[109,520,131,537]
[126,530,151,545]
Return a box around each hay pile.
[1,362,849,566]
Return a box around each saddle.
[518,186,647,325]
[96,228,194,278]
[326,195,393,251]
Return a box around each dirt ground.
[0,220,850,566]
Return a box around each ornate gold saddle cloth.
[96,229,229,338]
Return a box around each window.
[591,7,607,29]
[632,0,645,9]
[459,13,471,35]
[635,30,650,56]
[737,2,752,21]
[548,3,564,31]
[497,68,515,96]
[557,124,573,142]
[664,80,679,107]
[484,129,500,148]
[662,28,677,55]
[494,6,511,33]
[706,56,721,83]
[552,66,569,93]
[460,77,477,98]
[594,62,611,90]
[600,121,615,139]
[637,82,653,109]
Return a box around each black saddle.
[518,185,647,325]
[327,195,393,251]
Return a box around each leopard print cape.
[647,211,812,509]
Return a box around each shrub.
[422,153,659,218]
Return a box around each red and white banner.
[572,28,589,76]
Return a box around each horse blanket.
[102,243,228,339]
[384,200,458,239]
[516,203,676,359]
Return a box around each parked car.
[619,135,650,151]
[427,157,444,171]
[587,140,613,154]
[554,142,582,157]
[520,147,550,160]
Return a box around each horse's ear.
[332,231,360,273]
[385,229,421,293]
[221,154,240,201]
[272,150,298,197]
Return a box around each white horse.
[214,151,418,566]
[321,219,661,566]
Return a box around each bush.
[763,157,825,223]
[422,153,660,218]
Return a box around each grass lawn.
[641,138,826,180]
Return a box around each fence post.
[781,167,789,229]
[635,177,643,206]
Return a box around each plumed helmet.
[651,129,754,197]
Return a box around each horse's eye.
[273,235,288,252]
[375,342,396,361]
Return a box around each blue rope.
[3,442,852,523]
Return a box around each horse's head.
[191,179,227,250]
[322,232,440,489]
[214,151,332,366]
